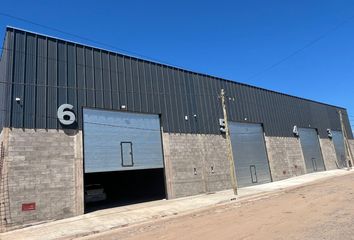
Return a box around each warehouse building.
[0,27,353,231]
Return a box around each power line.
[0,12,191,72]
[246,14,354,81]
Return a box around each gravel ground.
[80,172,354,240]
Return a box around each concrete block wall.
[0,129,9,232]
[0,128,84,232]
[162,133,231,198]
[265,136,306,181]
[0,128,9,232]
[349,140,354,155]
[350,140,354,165]
[319,139,338,170]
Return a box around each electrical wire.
[0,12,200,74]
[246,15,354,81]
[0,47,227,98]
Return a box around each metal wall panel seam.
[190,74,198,133]
[132,59,141,112]
[73,44,78,120]
[173,68,181,132]
[83,47,87,109]
[138,60,146,112]
[162,67,171,132]
[230,80,239,122]
[43,35,48,129]
[54,39,59,129]
[176,70,184,132]
[197,74,207,134]
[169,68,179,132]
[200,75,210,134]
[152,63,161,115]
[83,47,87,114]
[161,66,170,132]
[176,69,185,133]
[145,62,153,113]
[254,87,262,124]
[191,73,198,133]
[98,50,104,108]
[181,70,190,133]
[195,74,204,133]
[167,67,174,132]
[213,77,222,122]
[102,51,111,109]
[91,48,96,108]
[142,60,149,112]
[19,31,26,128]
[75,44,81,127]
[65,42,69,106]
[111,53,120,110]
[117,55,125,108]
[32,34,38,128]
[223,80,232,121]
[128,58,136,111]
[206,75,215,133]
[206,76,215,133]
[2,31,9,127]
[128,57,134,110]
[9,30,17,127]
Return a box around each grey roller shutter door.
[229,122,272,187]
[83,109,164,173]
[332,131,346,168]
[298,128,325,173]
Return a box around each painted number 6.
[57,104,76,125]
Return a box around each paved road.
[81,173,354,240]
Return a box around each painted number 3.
[57,104,76,125]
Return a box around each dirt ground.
[81,173,354,240]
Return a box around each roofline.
[4,25,347,111]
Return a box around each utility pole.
[220,89,238,195]
[339,110,354,170]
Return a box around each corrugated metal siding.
[1,27,353,138]
[0,31,9,132]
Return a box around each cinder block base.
[319,139,338,170]
[162,133,232,199]
[349,140,354,165]
[265,136,306,181]
[0,128,84,232]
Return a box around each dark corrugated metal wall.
[0,31,9,132]
[0,27,353,138]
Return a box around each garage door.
[298,128,325,173]
[332,131,346,168]
[83,109,164,173]
[229,122,272,187]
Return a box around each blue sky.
[0,0,354,130]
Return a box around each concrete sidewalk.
[1,169,352,240]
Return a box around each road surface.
[80,173,354,240]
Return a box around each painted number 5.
[57,104,76,125]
